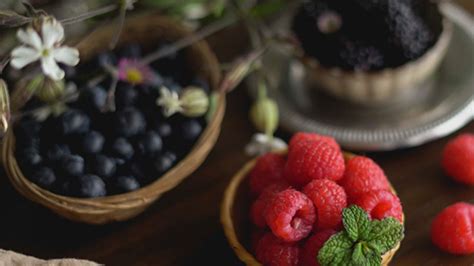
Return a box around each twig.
[60,4,118,25]
[140,15,237,65]
[108,6,127,49]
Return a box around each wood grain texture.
[0,3,471,265]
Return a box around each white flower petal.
[17,28,43,50]
[52,46,79,66]
[41,55,64,80]
[42,18,64,48]
[10,46,41,69]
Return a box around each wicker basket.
[221,152,402,266]
[2,14,225,224]
[302,5,453,106]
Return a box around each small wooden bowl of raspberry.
[221,133,405,266]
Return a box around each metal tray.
[250,3,474,151]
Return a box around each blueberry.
[16,117,41,140]
[82,131,105,154]
[154,152,177,173]
[18,147,42,167]
[80,86,107,111]
[60,109,90,135]
[115,83,138,108]
[97,52,117,68]
[179,120,203,141]
[156,123,172,138]
[191,77,210,93]
[114,108,146,137]
[46,144,71,162]
[137,131,162,156]
[111,138,134,160]
[119,44,142,58]
[114,176,140,193]
[91,154,116,178]
[163,78,182,92]
[61,154,85,177]
[30,167,56,189]
[71,175,106,198]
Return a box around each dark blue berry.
[180,120,202,141]
[191,77,210,93]
[97,52,117,68]
[46,144,71,162]
[18,147,42,167]
[114,108,146,137]
[114,176,140,193]
[30,167,56,189]
[61,154,85,177]
[111,138,134,159]
[91,154,116,178]
[137,131,162,156]
[71,175,106,198]
[115,83,138,108]
[82,131,105,154]
[80,86,107,111]
[156,123,172,138]
[119,44,142,58]
[154,151,177,173]
[60,109,90,135]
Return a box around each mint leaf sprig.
[318,205,404,266]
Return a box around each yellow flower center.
[126,68,143,84]
[42,49,50,57]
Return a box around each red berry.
[256,233,300,266]
[250,182,290,227]
[265,189,316,242]
[300,230,337,266]
[289,132,340,151]
[354,190,403,222]
[251,229,266,253]
[431,202,474,255]
[339,156,390,201]
[250,153,287,195]
[442,134,474,185]
[284,140,345,187]
[303,179,347,230]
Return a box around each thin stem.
[140,15,237,65]
[108,6,127,49]
[60,4,118,25]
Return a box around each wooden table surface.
[0,2,473,266]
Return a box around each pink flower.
[117,58,155,85]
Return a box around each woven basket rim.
[220,151,403,266]
[3,14,225,212]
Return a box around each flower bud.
[180,86,209,117]
[10,75,43,111]
[36,78,65,103]
[250,97,279,136]
[0,79,10,133]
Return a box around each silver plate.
[250,3,474,151]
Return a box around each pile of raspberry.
[248,133,403,266]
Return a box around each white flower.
[11,18,80,80]
[245,133,288,157]
[156,86,183,117]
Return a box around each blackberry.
[339,41,385,70]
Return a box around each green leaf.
[318,232,353,266]
[343,205,371,242]
[366,218,404,254]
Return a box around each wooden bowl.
[221,152,402,265]
[2,14,225,224]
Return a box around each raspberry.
[354,190,403,222]
[249,153,287,195]
[339,156,390,201]
[431,202,474,255]
[265,189,316,242]
[250,182,291,227]
[256,233,300,266]
[251,229,266,253]
[303,179,347,230]
[288,132,340,151]
[442,134,474,185]
[300,230,337,266]
[284,140,345,187]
